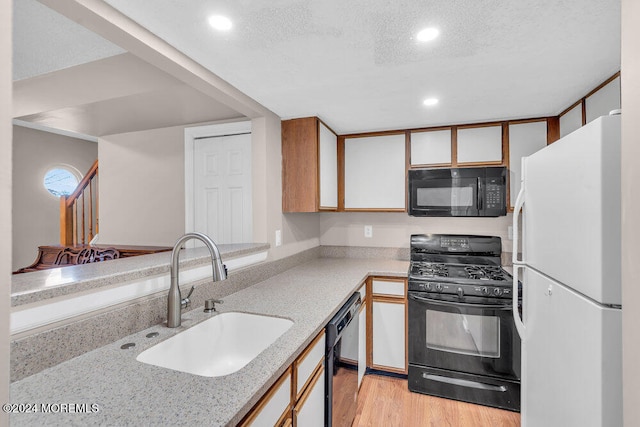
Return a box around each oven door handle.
[409,293,511,310]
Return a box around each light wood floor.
[353,374,521,427]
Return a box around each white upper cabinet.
[319,122,338,209]
[457,125,503,164]
[508,121,548,207]
[560,103,582,138]
[586,76,621,123]
[410,129,452,166]
[344,134,406,210]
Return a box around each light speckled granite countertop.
[11,243,270,307]
[10,257,408,426]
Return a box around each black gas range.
[408,234,515,301]
[407,234,521,412]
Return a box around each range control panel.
[440,237,469,250]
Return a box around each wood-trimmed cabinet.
[456,125,503,165]
[507,120,548,208]
[282,117,338,212]
[281,72,620,215]
[240,330,326,427]
[559,72,621,138]
[239,366,293,427]
[410,128,452,167]
[343,133,406,211]
[357,284,367,387]
[367,277,407,374]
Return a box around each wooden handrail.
[60,159,99,246]
[65,159,98,208]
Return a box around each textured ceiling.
[13,0,126,81]
[14,0,620,134]
[100,0,621,134]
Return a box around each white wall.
[320,212,512,250]
[1,0,11,421]
[99,116,321,259]
[252,114,321,260]
[621,1,640,425]
[98,125,185,246]
[11,126,97,270]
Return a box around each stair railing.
[60,159,99,246]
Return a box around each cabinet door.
[293,365,325,427]
[410,129,452,166]
[358,302,367,387]
[560,103,583,138]
[372,300,406,372]
[457,125,503,164]
[586,76,621,124]
[344,134,406,210]
[319,122,338,209]
[241,368,292,427]
[508,121,548,207]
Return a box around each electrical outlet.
[275,230,282,247]
[364,225,373,238]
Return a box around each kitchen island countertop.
[10,257,408,426]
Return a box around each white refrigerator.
[512,114,623,427]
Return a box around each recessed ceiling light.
[416,27,440,42]
[208,15,232,31]
[423,98,439,107]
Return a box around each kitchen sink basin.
[136,312,293,377]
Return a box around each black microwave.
[408,167,507,217]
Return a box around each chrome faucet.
[167,232,227,328]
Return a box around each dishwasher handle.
[326,293,362,345]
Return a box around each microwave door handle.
[477,179,483,211]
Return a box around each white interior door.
[194,133,252,244]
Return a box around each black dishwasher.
[325,292,361,427]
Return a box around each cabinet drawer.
[372,279,405,297]
[241,367,292,427]
[357,283,367,301]
[294,331,325,398]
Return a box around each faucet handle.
[181,285,195,310]
[204,299,223,313]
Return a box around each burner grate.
[464,265,506,281]
[412,262,448,278]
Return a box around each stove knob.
[493,288,502,296]
[481,287,489,295]
[435,283,443,292]
[425,283,432,291]
[457,287,464,298]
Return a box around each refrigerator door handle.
[512,184,525,266]
[512,184,526,339]
[512,264,526,339]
